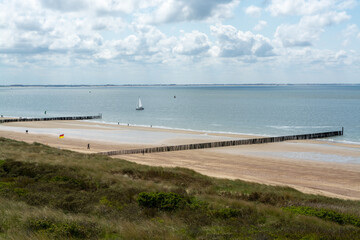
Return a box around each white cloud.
[245,5,262,17]
[93,0,150,15]
[95,24,179,64]
[174,31,211,55]
[91,17,126,32]
[268,0,330,16]
[300,11,350,27]
[274,46,360,70]
[40,0,88,12]
[139,0,239,24]
[275,24,313,47]
[211,24,274,58]
[0,0,359,84]
[254,20,267,31]
[267,0,356,16]
[15,17,44,31]
[342,24,359,45]
[211,24,253,57]
[275,11,350,47]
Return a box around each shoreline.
[1,116,357,145]
[0,120,359,200]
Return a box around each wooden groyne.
[0,114,102,123]
[99,130,343,156]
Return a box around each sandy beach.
[0,119,359,200]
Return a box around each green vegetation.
[27,218,101,239]
[137,192,194,211]
[0,137,360,239]
[284,206,360,227]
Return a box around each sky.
[0,0,360,85]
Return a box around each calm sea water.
[1,85,359,144]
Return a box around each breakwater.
[99,130,343,156]
[0,114,102,123]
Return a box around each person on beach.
[87,144,90,149]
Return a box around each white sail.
[136,97,144,110]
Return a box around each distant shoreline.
[1,83,360,88]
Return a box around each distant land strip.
[0,114,102,123]
[1,84,359,87]
[99,130,343,156]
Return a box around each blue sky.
[0,0,359,84]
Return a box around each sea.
[1,85,360,144]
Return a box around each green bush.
[99,196,123,210]
[284,206,360,227]
[137,192,191,211]
[0,160,5,167]
[27,218,101,239]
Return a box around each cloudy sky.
[1,0,359,85]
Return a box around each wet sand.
[0,120,359,200]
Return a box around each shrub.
[137,192,191,211]
[27,218,101,239]
[99,196,123,210]
[50,175,90,190]
[284,206,360,227]
[13,188,27,196]
[208,205,257,221]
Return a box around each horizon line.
[1,83,360,87]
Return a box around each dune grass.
[0,137,360,239]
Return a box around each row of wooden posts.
[0,115,343,156]
[0,114,102,123]
[99,129,343,156]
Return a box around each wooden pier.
[99,130,343,156]
[0,114,102,123]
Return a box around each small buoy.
[174,96,176,98]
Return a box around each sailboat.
[136,97,144,110]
